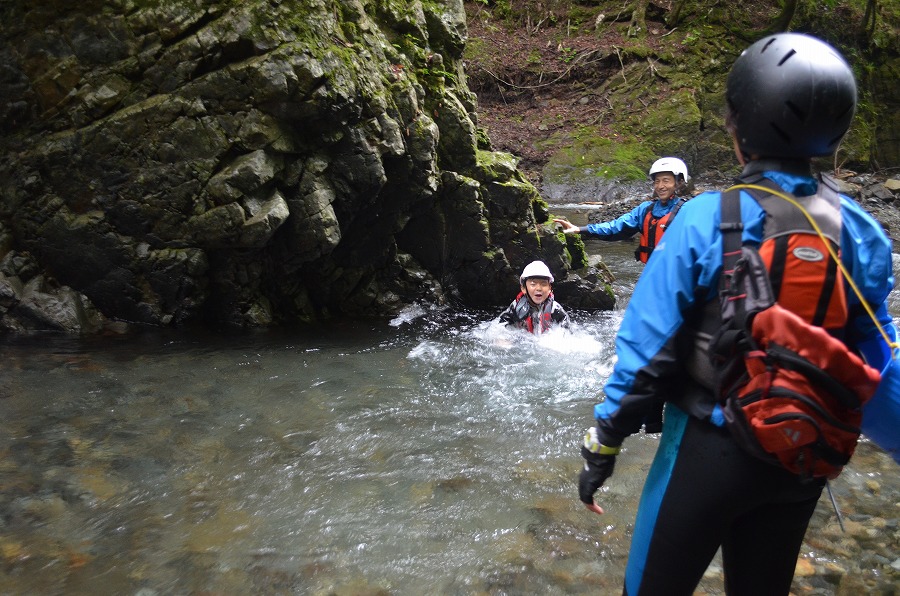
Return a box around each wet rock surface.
[0,0,615,334]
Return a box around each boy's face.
[522,278,551,305]
[652,172,678,202]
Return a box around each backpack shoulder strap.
[818,172,841,197]
[734,173,842,242]
[669,197,688,221]
[719,189,744,296]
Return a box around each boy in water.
[498,261,569,334]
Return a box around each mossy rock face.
[473,149,521,182]
[863,56,900,169]
[0,0,617,332]
[558,230,588,270]
[632,88,701,155]
[540,57,705,190]
[544,134,656,184]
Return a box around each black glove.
[578,446,616,505]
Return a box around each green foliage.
[417,66,458,85]
[544,133,655,183]
[492,0,512,20]
[559,46,578,63]
[682,29,700,46]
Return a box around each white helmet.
[520,260,554,285]
[648,157,689,182]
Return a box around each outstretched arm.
[555,201,652,239]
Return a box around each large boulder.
[0,0,613,332]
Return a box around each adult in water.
[553,157,690,263]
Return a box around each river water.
[1,223,898,595]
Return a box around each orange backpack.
[709,176,881,480]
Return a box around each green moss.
[566,5,598,27]
[543,132,656,184]
[562,231,588,269]
[474,149,520,182]
[618,44,655,60]
[632,88,702,155]
[475,126,492,150]
[834,114,874,169]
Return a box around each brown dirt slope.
[462,1,768,185]
[461,0,898,185]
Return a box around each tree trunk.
[770,0,800,32]
[667,0,688,27]
[628,0,649,37]
[862,0,878,36]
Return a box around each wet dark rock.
[0,0,614,334]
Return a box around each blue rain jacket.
[593,169,898,448]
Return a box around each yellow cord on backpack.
[727,183,900,357]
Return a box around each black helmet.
[726,33,857,158]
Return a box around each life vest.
[737,174,847,330]
[525,309,553,334]
[509,292,565,334]
[635,197,686,263]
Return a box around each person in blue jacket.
[576,33,899,596]
[553,157,690,263]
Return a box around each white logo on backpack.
[792,247,824,262]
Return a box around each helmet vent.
[777,49,797,66]
[727,34,857,159]
[785,100,806,121]
[770,122,791,142]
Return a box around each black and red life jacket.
[508,292,566,334]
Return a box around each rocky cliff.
[0,0,613,333]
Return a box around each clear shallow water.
[0,239,897,595]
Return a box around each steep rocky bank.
[0,0,613,334]
[0,0,896,334]
[463,1,899,195]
